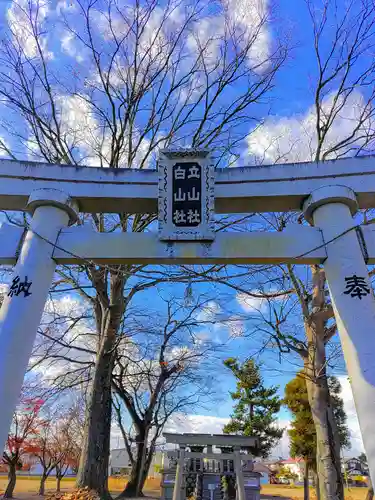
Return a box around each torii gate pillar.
[304,185,375,485]
[0,189,77,451]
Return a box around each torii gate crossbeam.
[0,154,375,494]
[2,223,375,265]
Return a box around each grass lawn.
[0,477,368,500]
[261,484,369,500]
[0,475,161,497]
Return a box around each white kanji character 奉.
[174,187,186,202]
[174,210,186,224]
[187,187,200,201]
[174,166,186,180]
[187,209,200,224]
[188,165,200,178]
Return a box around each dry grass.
[260,484,369,500]
[0,478,368,500]
[0,476,161,498]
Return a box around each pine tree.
[223,358,283,458]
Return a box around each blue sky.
[0,0,369,458]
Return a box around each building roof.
[163,433,258,447]
[253,463,272,474]
[281,458,303,464]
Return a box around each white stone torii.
[163,432,259,500]
[1,154,375,486]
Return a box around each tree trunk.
[76,337,115,500]
[77,271,125,499]
[139,442,156,493]
[304,327,344,500]
[304,459,310,500]
[118,428,150,497]
[56,475,62,493]
[39,473,48,496]
[4,463,17,498]
[366,476,374,500]
[313,470,321,500]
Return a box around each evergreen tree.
[284,373,317,500]
[285,372,350,460]
[223,358,283,458]
[284,372,350,500]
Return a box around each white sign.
[158,149,215,241]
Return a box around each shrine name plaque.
[158,149,215,241]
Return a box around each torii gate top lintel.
[1,153,375,214]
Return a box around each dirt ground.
[0,477,369,500]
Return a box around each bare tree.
[32,288,225,496]
[53,401,84,492]
[243,1,375,499]
[0,0,287,496]
[112,296,217,497]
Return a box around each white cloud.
[56,0,76,15]
[44,294,82,314]
[88,57,130,91]
[26,93,146,167]
[237,292,265,313]
[163,413,289,458]
[187,15,224,70]
[56,94,98,154]
[165,413,229,435]
[45,93,151,167]
[225,0,270,69]
[30,294,95,382]
[27,101,93,161]
[112,404,362,458]
[337,375,364,457]
[92,0,270,81]
[196,301,221,323]
[61,31,84,63]
[93,5,169,65]
[270,419,290,458]
[227,315,245,338]
[0,137,11,157]
[7,0,52,59]
[187,0,269,72]
[248,91,372,163]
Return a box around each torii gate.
[1,150,375,483]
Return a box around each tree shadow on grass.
[261,495,292,500]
